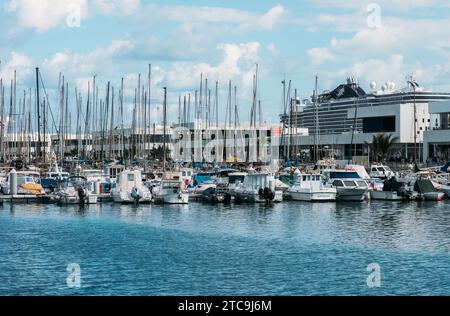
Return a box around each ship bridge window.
[333,180,343,187]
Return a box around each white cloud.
[254,4,286,31]
[4,0,141,32]
[312,0,450,11]
[267,43,280,56]
[165,42,261,90]
[138,4,286,32]
[308,47,335,65]
[35,37,136,92]
[5,0,88,32]
[327,54,412,90]
[92,0,140,16]
[0,51,33,84]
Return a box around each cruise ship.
[281,78,450,162]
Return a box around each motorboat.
[287,173,337,202]
[330,179,369,201]
[370,178,418,201]
[323,170,369,201]
[414,178,445,201]
[152,172,189,204]
[56,176,98,205]
[201,185,232,204]
[111,170,152,204]
[234,172,283,203]
[1,170,45,196]
[369,164,395,179]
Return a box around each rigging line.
[38,70,59,133]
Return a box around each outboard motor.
[77,187,86,206]
[263,187,275,203]
[258,188,265,199]
[131,187,142,205]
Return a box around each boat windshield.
[229,175,245,184]
[329,171,360,179]
[356,181,367,188]
[163,184,180,190]
[344,181,356,187]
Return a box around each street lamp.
[407,78,419,163]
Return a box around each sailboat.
[152,87,189,204]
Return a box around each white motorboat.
[323,170,369,201]
[57,176,98,205]
[111,170,152,204]
[330,179,368,201]
[234,172,283,203]
[1,170,45,196]
[370,178,418,201]
[369,164,395,179]
[152,172,189,204]
[287,173,337,202]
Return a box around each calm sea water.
[1,200,450,296]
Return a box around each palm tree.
[365,133,397,163]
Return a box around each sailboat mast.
[120,78,125,160]
[35,68,41,162]
[315,75,319,161]
[162,87,167,172]
[0,78,4,161]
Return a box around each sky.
[1,0,450,129]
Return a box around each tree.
[365,133,397,163]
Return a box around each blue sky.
[1,0,450,128]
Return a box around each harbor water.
[1,201,450,295]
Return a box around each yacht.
[287,173,337,202]
[111,170,152,204]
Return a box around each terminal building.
[423,101,450,162]
[281,78,450,163]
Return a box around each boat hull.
[370,190,403,201]
[112,191,152,204]
[336,188,367,201]
[422,192,445,201]
[288,190,336,202]
[153,193,189,204]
